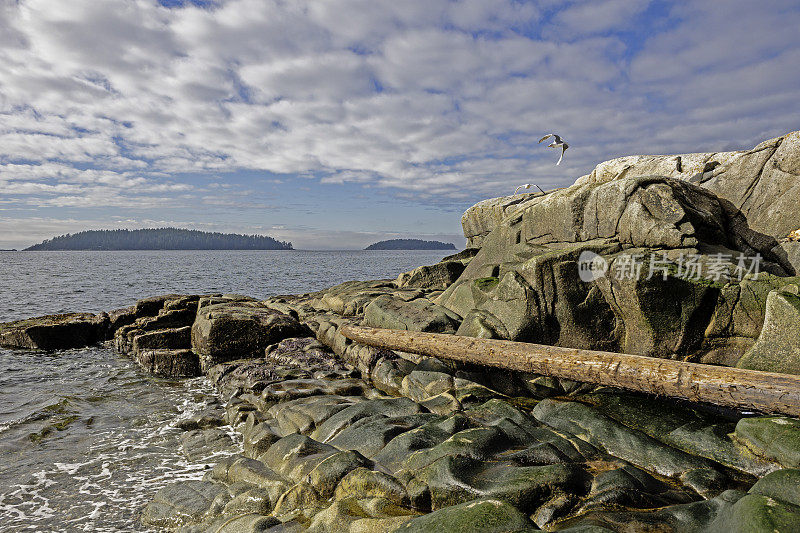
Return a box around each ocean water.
[0,249,451,531]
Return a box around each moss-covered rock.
[707,470,800,533]
[395,498,538,532]
[137,348,200,377]
[334,468,409,505]
[532,399,714,478]
[581,391,773,475]
[735,416,800,468]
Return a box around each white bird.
[538,133,569,165]
[514,183,546,195]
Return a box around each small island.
[25,228,292,251]
[365,238,457,250]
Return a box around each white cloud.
[551,0,653,36]
[0,0,798,247]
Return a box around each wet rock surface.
[0,312,108,349]
[137,325,799,531]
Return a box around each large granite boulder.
[464,131,800,272]
[0,312,108,350]
[192,299,308,372]
[439,175,789,360]
[699,274,800,366]
[736,286,800,374]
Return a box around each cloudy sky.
[1,0,798,249]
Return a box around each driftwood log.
[341,325,800,417]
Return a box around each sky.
[1,0,799,250]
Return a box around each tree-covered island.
[25,228,292,250]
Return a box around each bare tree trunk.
[341,325,800,417]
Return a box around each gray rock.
[396,261,467,290]
[734,416,800,468]
[304,496,417,533]
[310,397,424,443]
[580,391,773,476]
[141,480,226,529]
[465,131,800,250]
[334,467,410,505]
[706,469,800,533]
[137,348,200,377]
[179,513,281,533]
[328,413,440,458]
[192,301,308,371]
[220,457,290,505]
[557,489,744,533]
[363,294,461,334]
[135,294,187,317]
[532,399,714,478]
[132,326,192,353]
[737,287,800,374]
[221,487,274,515]
[261,434,339,483]
[267,394,357,436]
[305,449,372,498]
[395,497,538,532]
[181,428,236,462]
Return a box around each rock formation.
[2,130,800,532]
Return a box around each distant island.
[365,239,456,250]
[25,228,292,251]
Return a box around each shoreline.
[2,131,800,531]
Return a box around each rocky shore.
[2,131,800,532]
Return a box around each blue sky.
[1,0,799,249]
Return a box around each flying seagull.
[538,133,568,165]
[514,183,546,195]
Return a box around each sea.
[0,249,452,532]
